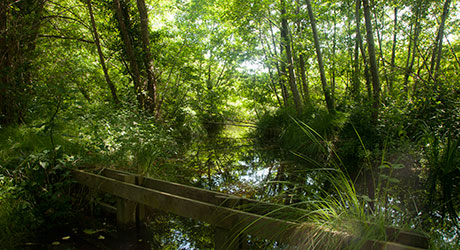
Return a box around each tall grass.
[253,118,419,249]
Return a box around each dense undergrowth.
[252,91,460,249]
[1,87,459,249]
[0,103,199,248]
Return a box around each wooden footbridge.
[73,168,429,250]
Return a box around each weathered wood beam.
[74,169,428,249]
[74,169,303,243]
[101,168,304,217]
[99,169,428,249]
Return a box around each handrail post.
[116,174,137,228]
[135,175,146,224]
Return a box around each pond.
[44,124,293,249]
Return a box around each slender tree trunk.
[331,9,337,107]
[295,0,310,105]
[299,54,310,105]
[371,1,389,96]
[360,38,372,101]
[362,0,381,122]
[389,7,398,95]
[113,0,144,107]
[355,0,372,101]
[268,14,289,107]
[305,0,335,114]
[352,0,361,101]
[403,18,414,93]
[403,5,420,94]
[260,28,283,107]
[279,41,290,108]
[281,0,302,115]
[88,0,119,104]
[136,0,158,115]
[430,0,451,84]
[268,67,283,108]
[363,0,378,212]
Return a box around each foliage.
[254,107,346,164]
[0,102,190,247]
[0,126,77,248]
[421,130,460,235]
[1,0,460,247]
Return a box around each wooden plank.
[101,168,304,217]
[74,169,303,243]
[74,170,427,249]
[99,168,428,249]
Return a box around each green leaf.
[388,178,400,183]
[40,161,49,169]
[378,164,390,169]
[83,229,104,235]
[361,195,373,202]
[391,164,404,170]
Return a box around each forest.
[0,0,459,249]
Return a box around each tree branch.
[38,34,94,43]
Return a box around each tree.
[136,0,158,115]
[389,7,398,95]
[87,0,119,104]
[362,0,380,122]
[280,0,302,115]
[113,0,144,108]
[403,2,421,94]
[305,0,335,114]
[430,0,452,84]
[0,0,46,125]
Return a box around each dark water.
[41,126,285,249]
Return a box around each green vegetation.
[1,0,459,249]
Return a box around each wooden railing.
[73,168,429,250]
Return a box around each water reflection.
[140,125,290,249]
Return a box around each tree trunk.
[136,0,158,115]
[430,0,451,84]
[331,8,337,107]
[355,0,372,101]
[260,30,283,107]
[278,40,290,108]
[113,0,144,108]
[360,39,372,101]
[362,0,381,122]
[403,5,420,94]
[305,0,335,114]
[295,0,310,105]
[371,0,389,97]
[352,0,361,101]
[88,0,119,104]
[281,0,302,115]
[389,7,398,95]
[0,0,44,125]
[268,14,289,108]
[299,54,310,105]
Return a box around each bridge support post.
[135,175,146,224]
[215,226,248,250]
[116,174,137,228]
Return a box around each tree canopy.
[1,0,460,248]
